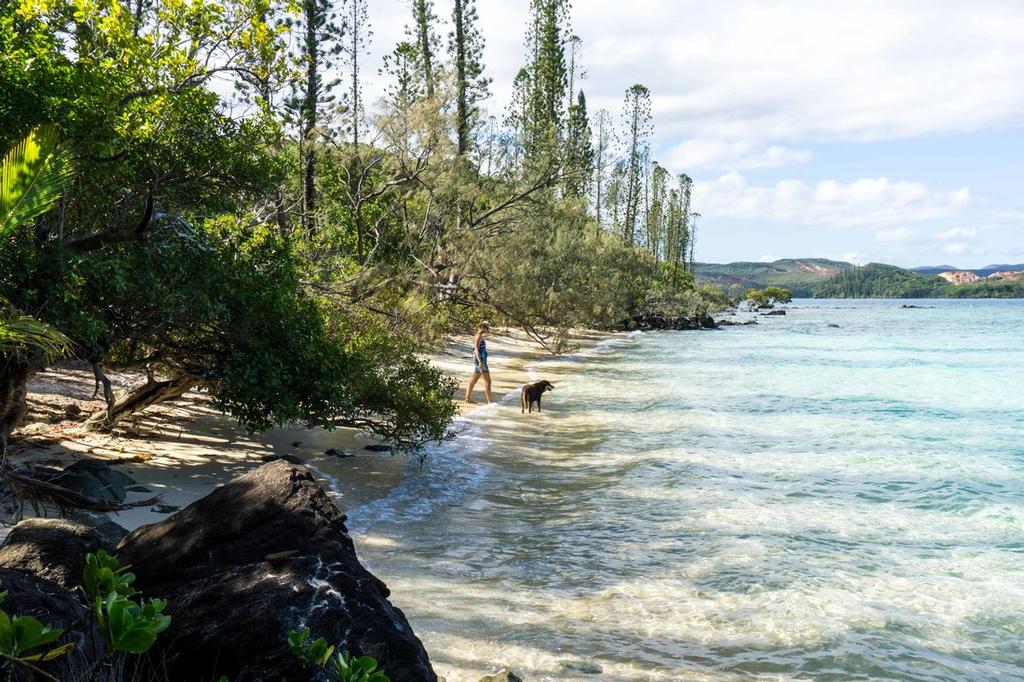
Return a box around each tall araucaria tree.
[521,0,570,166]
[450,0,491,158]
[621,83,652,244]
[410,0,439,98]
[565,90,594,198]
[294,0,345,234]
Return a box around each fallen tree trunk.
[84,371,202,431]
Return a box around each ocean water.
[348,299,1024,681]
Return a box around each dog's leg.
[537,397,542,413]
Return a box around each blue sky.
[359,0,1024,267]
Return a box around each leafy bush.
[287,628,390,682]
[82,550,171,675]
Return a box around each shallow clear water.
[349,300,1024,681]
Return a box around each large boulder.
[53,459,137,502]
[0,517,116,589]
[0,568,104,678]
[118,460,436,682]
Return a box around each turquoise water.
[351,300,1024,681]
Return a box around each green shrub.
[287,628,390,682]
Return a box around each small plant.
[329,652,389,682]
[82,551,171,679]
[287,628,390,682]
[287,627,334,666]
[83,550,137,600]
[0,584,72,681]
[94,592,171,655]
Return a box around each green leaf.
[0,125,72,236]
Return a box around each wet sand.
[8,327,612,532]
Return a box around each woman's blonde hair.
[478,322,491,332]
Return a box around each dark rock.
[0,518,116,589]
[54,459,136,502]
[762,309,787,316]
[479,672,524,682]
[291,441,303,447]
[0,568,103,677]
[718,319,758,326]
[150,504,180,514]
[118,461,436,682]
[261,453,305,465]
[827,323,841,328]
[620,312,718,332]
[364,444,393,453]
[127,484,153,493]
[64,403,82,418]
[68,510,130,547]
[325,448,355,458]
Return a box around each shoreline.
[7,327,617,534]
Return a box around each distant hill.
[913,263,1024,277]
[693,258,854,297]
[696,259,1024,298]
[813,264,1024,298]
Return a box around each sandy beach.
[7,327,613,534]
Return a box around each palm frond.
[0,125,72,237]
[0,314,72,361]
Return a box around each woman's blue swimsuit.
[474,339,489,373]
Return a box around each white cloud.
[936,227,978,241]
[693,173,970,226]
[664,139,811,171]
[362,2,1024,150]
[876,228,915,242]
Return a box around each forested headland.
[1,0,726,451]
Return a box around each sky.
[359,0,1024,267]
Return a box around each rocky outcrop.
[118,460,436,682]
[986,270,1024,281]
[938,270,982,285]
[0,517,116,589]
[621,313,717,331]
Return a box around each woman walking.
[464,322,492,404]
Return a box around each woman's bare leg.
[482,372,493,403]
[465,372,481,402]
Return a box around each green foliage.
[0,125,71,237]
[0,590,64,659]
[287,628,335,666]
[288,628,390,682]
[93,592,171,655]
[745,286,792,309]
[329,652,389,682]
[83,549,136,600]
[84,551,170,657]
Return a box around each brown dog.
[520,380,554,413]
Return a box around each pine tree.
[591,108,613,227]
[409,0,438,98]
[522,0,569,165]
[450,0,490,157]
[621,83,652,244]
[382,41,420,112]
[341,0,370,260]
[293,0,344,234]
[565,90,594,198]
